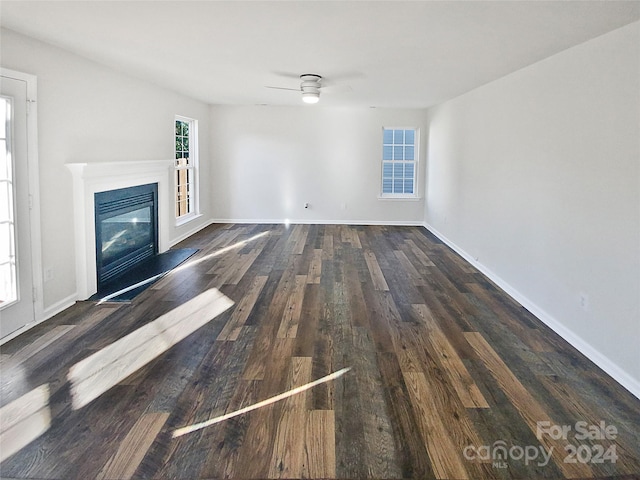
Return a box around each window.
[175,116,198,221]
[0,96,17,306]
[381,127,418,197]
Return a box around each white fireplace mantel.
[67,160,174,299]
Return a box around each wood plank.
[340,225,362,248]
[276,275,307,338]
[352,326,402,478]
[197,379,261,479]
[97,412,168,480]
[293,284,321,358]
[217,275,268,341]
[268,357,312,478]
[376,352,434,478]
[413,304,489,408]
[394,250,427,286]
[360,283,397,353]
[321,233,334,260]
[403,371,470,479]
[405,239,435,266]
[233,363,293,479]
[303,410,336,479]
[397,323,492,479]
[307,248,322,284]
[344,252,369,328]
[292,224,308,255]
[223,249,261,285]
[364,250,389,291]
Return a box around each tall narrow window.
[381,127,418,198]
[0,96,17,306]
[175,116,198,221]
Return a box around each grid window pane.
[405,162,414,178]
[176,168,192,217]
[404,179,414,194]
[175,117,196,218]
[381,127,417,196]
[404,129,415,144]
[405,146,414,160]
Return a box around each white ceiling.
[1,1,639,108]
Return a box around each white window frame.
[379,126,420,200]
[174,115,199,225]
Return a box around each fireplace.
[67,160,174,299]
[94,183,158,291]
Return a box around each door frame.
[1,67,43,344]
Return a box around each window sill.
[377,195,422,201]
[175,212,202,227]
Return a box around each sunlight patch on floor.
[68,288,234,410]
[173,230,270,272]
[0,383,50,462]
[172,367,351,438]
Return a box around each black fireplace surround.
[94,183,158,290]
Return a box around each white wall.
[209,105,425,224]
[0,28,212,312]
[425,22,640,394]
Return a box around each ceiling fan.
[266,74,323,104]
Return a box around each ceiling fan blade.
[265,86,300,92]
[272,71,304,81]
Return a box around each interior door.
[0,75,35,338]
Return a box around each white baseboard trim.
[0,292,77,346]
[210,218,425,227]
[422,222,640,400]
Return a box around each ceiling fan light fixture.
[302,91,320,104]
[300,74,322,104]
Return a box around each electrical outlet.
[579,292,589,311]
[44,267,54,282]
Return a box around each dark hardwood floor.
[1,223,639,479]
